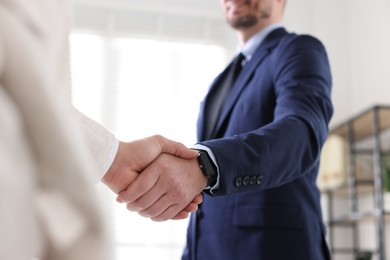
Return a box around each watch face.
[198,151,217,177]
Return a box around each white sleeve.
[0,37,3,75]
[76,110,119,182]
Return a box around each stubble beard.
[230,14,259,29]
[228,4,272,30]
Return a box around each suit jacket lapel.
[211,28,288,138]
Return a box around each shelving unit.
[325,105,390,260]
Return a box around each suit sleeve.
[200,35,333,195]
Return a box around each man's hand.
[101,135,202,220]
[116,153,208,222]
[102,135,198,194]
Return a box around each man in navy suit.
[119,0,333,259]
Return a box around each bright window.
[70,32,226,260]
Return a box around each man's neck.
[237,18,283,46]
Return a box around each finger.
[170,194,203,220]
[126,187,166,213]
[192,194,203,204]
[117,169,159,204]
[145,191,198,221]
[183,202,199,213]
[137,191,179,218]
[179,194,202,213]
[145,199,199,221]
[171,210,190,220]
[150,203,185,222]
[156,135,198,159]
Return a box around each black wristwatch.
[194,149,217,187]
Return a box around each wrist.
[192,149,218,188]
[191,157,208,189]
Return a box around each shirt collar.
[239,23,283,62]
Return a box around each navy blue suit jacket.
[183,28,333,260]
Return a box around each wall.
[74,0,390,128]
[284,0,390,126]
[72,0,390,259]
[284,1,390,259]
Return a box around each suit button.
[235,177,243,187]
[243,176,250,186]
[250,176,257,185]
[257,175,263,185]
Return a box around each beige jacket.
[0,0,116,259]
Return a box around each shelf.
[326,105,390,260]
[324,180,376,196]
[332,248,379,255]
[330,105,390,141]
[329,210,390,225]
[332,248,355,254]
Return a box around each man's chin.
[230,15,258,29]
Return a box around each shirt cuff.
[99,138,119,181]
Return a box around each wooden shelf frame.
[326,105,390,260]
[330,105,390,141]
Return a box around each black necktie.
[230,52,246,83]
[205,53,246,139]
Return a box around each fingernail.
[116,197,124,203]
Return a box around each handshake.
[101,135,208,222]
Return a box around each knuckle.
[151,216,164,222]
[153,134,164,144]
[138,210,151,218]
[135,200,150,211]
[126,200,146,212]
[126,203,137,212]
[142,208,158,218]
